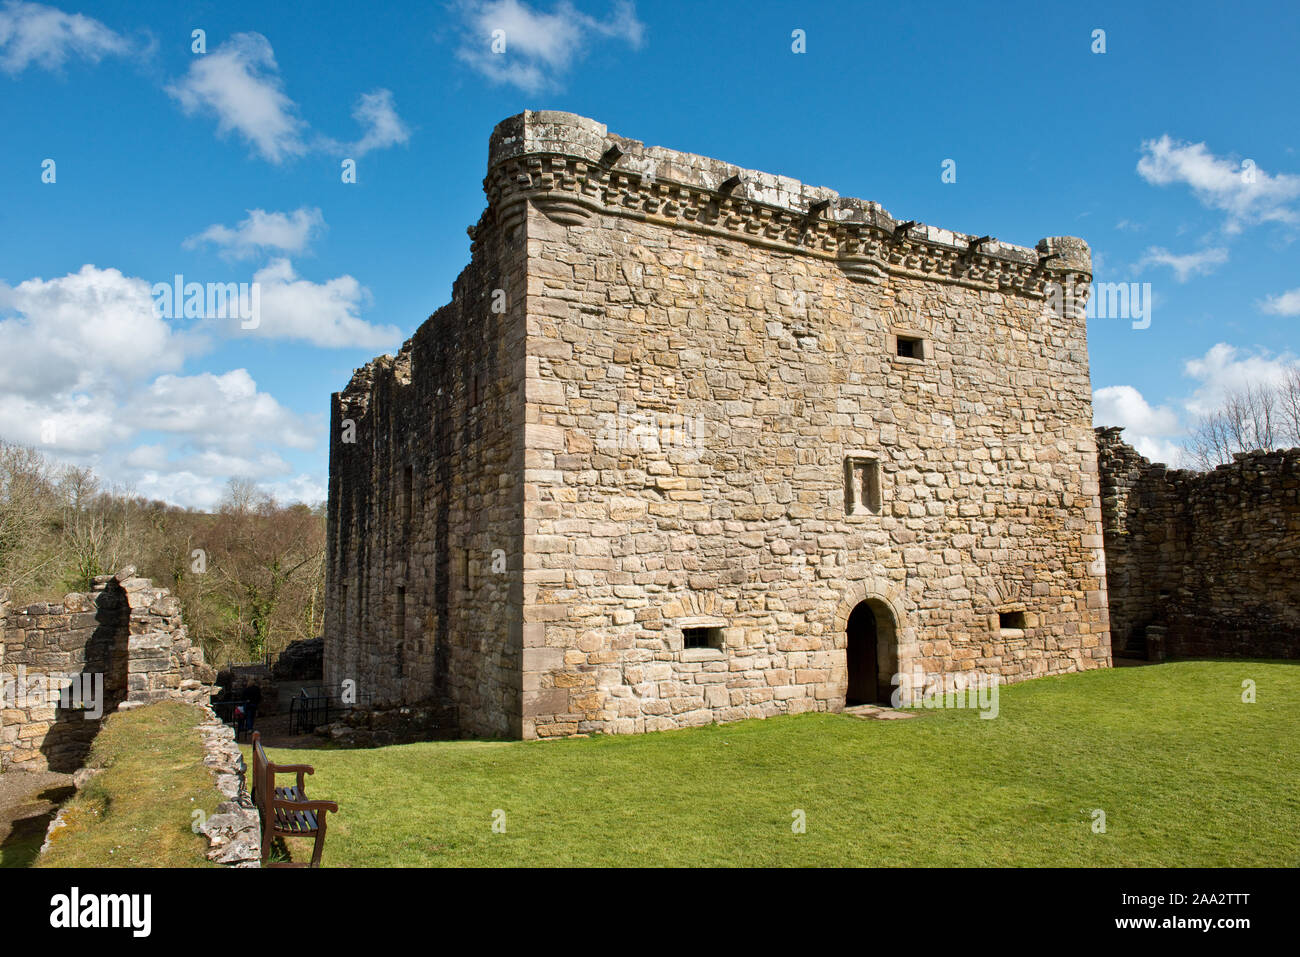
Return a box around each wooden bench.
[251,732,339,867]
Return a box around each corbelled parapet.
[481,110,1090,297]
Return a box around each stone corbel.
[837,256,886,285]
[531,195,593,226]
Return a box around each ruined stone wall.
[323,187,528,737]
[1097,428,1300,658]
[0,569,211,772]
[502,113,1110,737]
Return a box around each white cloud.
[0,369,322,509]
[245,258,401,349]
[1092,384,1186,465]
[1093,385,1180,435]
[0,0,135,74]
[115,467,327,512]
[118,466,323,512]
[165,32,411,164]
[1260,287,1300,317]
[1136,245,1228,282]
[126,443,290,482]
[109,437,323,511]
[454,0,645,92]
[349,89,410,157]
[0,263,324,508]
[118,470,230,511]
[166,32,308,164]
[1095,344,1300,468]
[0,264,200,397]
[262,474,327,505]
[0,393,126,454]
[1182,343,1300,417]
[127,369,314,455]
[1137,135,1300,233]
[184,207,324,260]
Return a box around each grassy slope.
[37,701,217,868]
[257,661,1300,867]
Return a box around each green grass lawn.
[253,661,1300,867]
[37,701,216,868]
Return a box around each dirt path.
[0,770,75,868]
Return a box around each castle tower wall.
[326,111,1111,740]
[324,197,528,737]
[500,112,1110,737]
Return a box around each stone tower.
[325,111,1110,739]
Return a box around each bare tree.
[1185,371,1300,469]
[0,441,57,591]
[1278,367,1300,446]
[202,483,326,661]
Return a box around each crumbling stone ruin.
[325,111,1112,739]
[1096,428,1300,659]
[0,568,213,772]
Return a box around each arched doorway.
[846,600,895,705]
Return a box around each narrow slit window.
[394,586,406,677]
[401,464,414,528]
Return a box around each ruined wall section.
[324,196,528,737]
[1,569,211,772]
[498,112,1110,738]
[1097,428,1300,658]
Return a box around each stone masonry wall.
[0,567,212,772]
[508,113,1111,737]
[324,176,528,737]
[1096,427,1300,658]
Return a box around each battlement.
[483,110,1091,289]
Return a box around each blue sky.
[1,0,1297,507]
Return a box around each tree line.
[0,441,325,666]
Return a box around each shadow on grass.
[0,785,75,868]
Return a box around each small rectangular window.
[999,611,1026,631]
[683,627,723,650]
[896,335,924,360]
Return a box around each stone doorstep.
[842,704,917,720]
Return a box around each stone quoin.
[324,111,1111,740]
